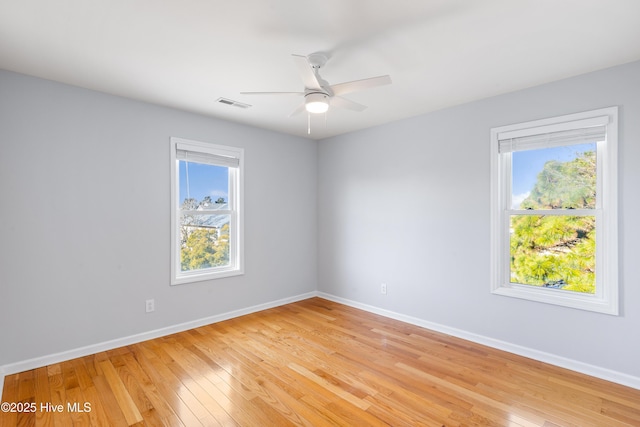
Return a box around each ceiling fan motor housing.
[307,52,329,69]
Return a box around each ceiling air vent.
[216,97,251,109]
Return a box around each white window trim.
[170,137,244,285]
[490,107,618,315]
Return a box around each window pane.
[180,214,231,272]
[178,161,229,208]
[510,215,595,294]
[511,143,596,209]
[171,138,243,285]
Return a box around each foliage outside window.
[170,138,244,285]
[490,107,618,314]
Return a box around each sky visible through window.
[511,142,596,209]
[179,161,229,205]
[178,145,595,209]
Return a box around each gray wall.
[318,60,640,378]
[2,60,639,381]
[0,70,317,366]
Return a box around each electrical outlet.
[145,299,155,313]
[381,283,387,295]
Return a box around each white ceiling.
[2,0,640,140]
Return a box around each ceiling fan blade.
[289,102,307,117]
[240,91,304,96]
[330,75,392,96]
[331,96,367,112]
[292,54,322,90]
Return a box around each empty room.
[1,1,640,426]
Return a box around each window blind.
[498,115,608,153]
[176,147,240,168]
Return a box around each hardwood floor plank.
[91,374,131,427]
[162,345,236,425]
[0,375,19,427]
[97,360,143,425]
[47,371,73,427]
[33,368,52,427]
[118,351,186,427]
[80,384,118,427]
[257,375,336,426]
[288,362,370,411]
[16,370,34,403]
[64,386,91,426]
[358,369,456,423]
[131,343,207,426]
[2,297,640,426]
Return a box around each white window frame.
[490,107,618,315]
[170,137,244,285]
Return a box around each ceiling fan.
[240,53,392,117]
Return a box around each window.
[170,137,244,285]
[490,107,618,314]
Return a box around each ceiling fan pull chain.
[308,112,311,135]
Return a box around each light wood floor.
[2,298,639,426]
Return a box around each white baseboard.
[317,292,640,391]
[3,290,638,400]
[0,291,316,399]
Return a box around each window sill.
[171,267,244,286]
[492,284,618,315]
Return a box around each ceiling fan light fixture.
[305,92,329,114]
